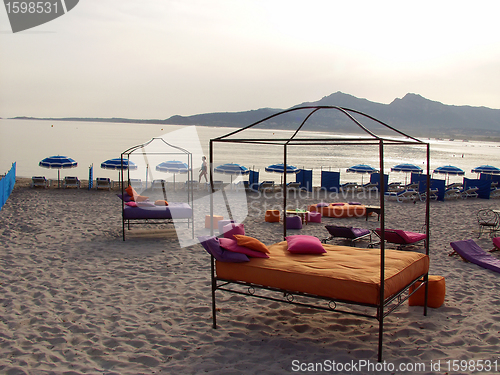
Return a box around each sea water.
[1,118,499,187]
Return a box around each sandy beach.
[1,179,500,374]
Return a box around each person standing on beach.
[199,156,208,182]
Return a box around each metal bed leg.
[211,257,217,329]
[378,308,384,362]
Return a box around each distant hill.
[162,92,500,140]
[13,92,500,140]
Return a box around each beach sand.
[1,180,500,374]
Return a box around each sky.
[1,0,500,119]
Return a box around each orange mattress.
[309,203,366,218]
[216,241,429,305]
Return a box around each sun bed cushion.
[377,229,427,245]
[216,241,429,305]
[233,235,270,254]
[117,193,133,202]
[199,236,249,263]
[154,200,169,206]
[286,235,326,254]
[223,223,245,240]
[123,202,192,220]
[450,239,500,273]
[219,238,269,258]
[136,201,156,207]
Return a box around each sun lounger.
[63,176,80,189]
[444,188,461,200]
[491,237,500,252]
[461,187,479,199]
[129,179,143,190]
[449,239,500,273]
[31,176,48,188]
[384,189,419,202]
[285,181,301,192]
[419,188,438,201]
[340,182,357,192]
[374,228,427,250]
[322,225,371,246]
[259,181,275,192]
[95,177,111,190]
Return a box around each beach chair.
[476,209,500,238]
[490,188,500,199]
[373,228,427,250]
[387,182,402,192]
[259,181,275,192]
[285,182,301,192]
[322,225,371,246]
[31,176,48,188]
[340,182,357,192]
[449,239,500,273]
[444,188,461,200]
[185,180,199,191]
[95,177,111,190]
[384,189,419,202]
[63,176,80,189]
[461,187,479,199]
[130,178,143,190]
[419,188,438,201]
[361,182,378,192]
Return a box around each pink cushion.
[219,238,269,258]
[399,230,427,243]
[125,201,138,207]
[492,237,500,250]
[222,223,245,240]
[285,235,326,254]
[218,220,234,234]
[307,211,321,223]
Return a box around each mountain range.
[13,92,500,140]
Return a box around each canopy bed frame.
[120,137,194,240]
[207,106,431,361]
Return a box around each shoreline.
[1,183,500,373]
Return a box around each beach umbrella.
[156,160,191,190]
[39,155,78,188]
[265,163,300,184]
[214,163,250,184]
[471,165,500,175]
[433,165,465,185]
[391,163,423,185]
[101,158,138,187]
[100,158,138,170]
[346,164,379,184]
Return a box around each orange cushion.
[409,275,445,308]
[234,235,270,254]
[125,185,137,197]
[154,200,169,206]
[265,210,280,223]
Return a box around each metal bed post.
[378,139,385,362]
[424,143,431,316]
[283,144,288,239]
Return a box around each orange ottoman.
[409,275,445,308]
[265,210,280,223]
[205,215,224,229]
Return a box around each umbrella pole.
[58,169,60,189]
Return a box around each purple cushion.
[223,223,245,240]
[316,202,329,208]
[286,235,326,254]
[219,238,269,258]
[348,201,361,205]
[117,193,133,202]
[286,216,302,230]
[331,202,345,206]
[218,220,234,234]
[198,236,249,262]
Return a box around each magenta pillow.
[125,201,138,207]
[331,202,345,206]
[285,235,326,254]
[198,236,249,262]
[223,223,245,240]
[219,238,269,258]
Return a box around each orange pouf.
[321,203,366,218]
[205,215,224,229]
[265,210,280,223]
[409,275,445,308]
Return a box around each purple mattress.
[123,202,192,220]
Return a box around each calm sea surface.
[1,118,499,187]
